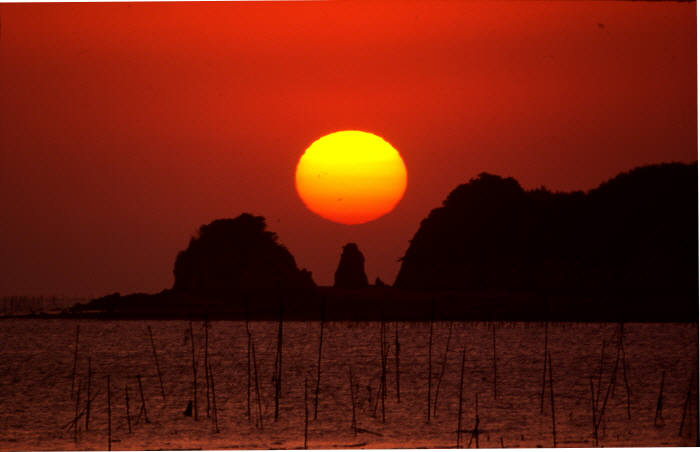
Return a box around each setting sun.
[295,131,408,225]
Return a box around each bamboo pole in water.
[654,370,665,427]
[209,364,219,433]
[589,376,598,447]
[548,352,556,448]
[595,339,605,413]
[125,384,132,434]
[467,392,480,449]
[395,322,401,403]
[252,341,263,429]
[74,379,81,443]
[107,375,111,452]
[679,369,694,436]
[136,374,150,424]
[85,357,91,432]
[619,324,631,420]
[147,325,166,401]
[314,300,325,420]
[380,317,386,424]
[349,367,357,435]
[427,302,434,423]
[189,320,198,421]
[456,348,465,448]
[274,302,283,422]
[540,321,548,414]
[71,325,80,400]
[245,302,251,423]
[205,320,210,419]
[433,321,452,417]
[304,377,309,449]
[492,323,498,400]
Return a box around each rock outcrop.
[173,214,315,294]
[334,243,369,289]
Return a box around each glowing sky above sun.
[295,131,407,225]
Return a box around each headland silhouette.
[63,161,697,322]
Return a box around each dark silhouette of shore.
[47,161,698,323]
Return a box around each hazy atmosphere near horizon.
[0,0,696,297]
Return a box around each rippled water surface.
[0,319,696,450]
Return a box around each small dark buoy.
[184,400,193,417]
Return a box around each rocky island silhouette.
[63,162,697,322]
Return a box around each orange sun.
[295,130,408,225]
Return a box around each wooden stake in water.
[204,319,210,419]
[349,367,357,435]
[147,325,166,401]
[189,320,198,421]
[589,376,598,447]
[85,357,91,432]
[136,374,150,424]
[209,363,219,433]
[548,352,557,448]
[313,299,325,420]
[251,341,263,429]
[654,370,665,427]
[125,384,132,434]
[619,324,632,420]
[304,377,309,449]
[395,322,401,403]
[467,392,480,449]
[427,302,434,423]
[74,379,82,443]
[456,348,465,448]
[245,302,252,423]
[433,321,452,417]
[540,321,548,414]
[107,375,112,452]
[595,339,605,412]
[492,323,498,400]
[274,302,283,422]
[679,369,695,436]
[379,317,387,424]
[71,324,80,400]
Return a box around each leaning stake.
[654,370,665,427]
[148,325,166,401]
[71,325,80,400]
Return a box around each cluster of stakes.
[65,301,697,449]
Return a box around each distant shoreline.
[2,287,696,323]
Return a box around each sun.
[295,130,408,225]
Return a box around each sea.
[0,319,696,450]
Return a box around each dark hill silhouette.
[61,163,697,323]
[394,162,698,293]
[334,243,369,289]
[173,214,315,294]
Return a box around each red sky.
[0,1,696,297]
